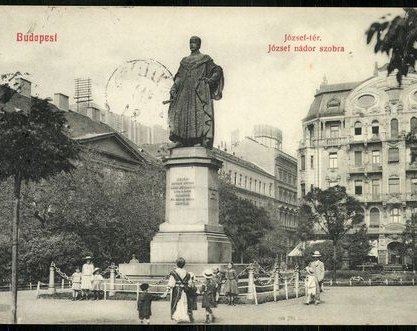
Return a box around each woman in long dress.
[81,256,94,300]
[224,263,238,305]
[167,257,192,323]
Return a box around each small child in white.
[304,266,319,305]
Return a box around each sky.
[0,6,404,157]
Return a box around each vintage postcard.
[0,6,416,325]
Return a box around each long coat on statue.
[168,53,224,147]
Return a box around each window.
[372,150,380,164]
[228,170,232,180]
[234,172,237,185]
[259,181,262,192]
[279,170,283,179]
[239,174,242,186]
[263,183,266,194]
[329,152,338,169]
[301,155,305,171]
[411,117,417,133]
[310,155,314,169]
[411,148,417,164]
[390,208,401,223]
[371,179,380,199]
[388,148,399,163]
[269,183,272,196]
[354,180,363,195]
[412,179,417,194]
[244,176,247,188]
[371,120,379,135]
[249,178,252,190]
[354,121,362,135]
[369,208,380,228]
[254,179,257,190]
[301,183,306,197]
[391,118,399,138]
[330,124,339,138]
[388,177,400,193]
[354,151,362,167]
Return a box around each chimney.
[53,93,69,111]
[15,77,31,98]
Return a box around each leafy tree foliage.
[0,83,80,323]
[402,213,417,270]
[345,225,371,269]
[218,180,273,263]
[366,8,417,85]
[300,185,364,281]
[302,241,341,272]
[0,153,165,283]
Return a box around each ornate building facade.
[298,64,417,265]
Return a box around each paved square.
[0,286,415,325]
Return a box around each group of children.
[137,264,237,325]
[70,265,104,300]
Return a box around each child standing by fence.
[137,283,165,324]
[71,267,82,300]
[91,268,103,300]
[201,269,217,324]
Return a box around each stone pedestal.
[150,147,232,264]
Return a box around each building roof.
[0,84,159,167]
[212,147,275,178]
[303,81,362,122]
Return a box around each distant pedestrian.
[70,267,82,301]
[187,272,198,314]
[304,266,319,305]
[91,268,103,300]
[201,269,217,324]
[212,267,222,303]
[167,257,193,323]
[137,283,164,324]
[224,263,238,305]
[309,251,325,298]
[81,256,94,299]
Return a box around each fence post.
[385,279,388,285]
[330,279,333,286]
[368,279,371,286]
[295,271,299,298]
[246,264,255,301]
[48,262,56,295]
[61,279,65,290]
[349,279,352,286]
[284,276,288,300]
[273,267,279,302]
[109,263,116,297]
[36,281,40,299]
[400,278,402,285]
[103,282,107,301]
[29,282,32,291]
[136,283,140,302]
[413,278,415,286]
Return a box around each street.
[0,286,415,325]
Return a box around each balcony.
[406,162,417,172]
[348,133,385,146]
[312,137,348,148]
[348,164,382,174]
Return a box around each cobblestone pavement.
[0,286,416,325]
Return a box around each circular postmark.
[105,59,173,128]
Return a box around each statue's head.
[189,36,201,51]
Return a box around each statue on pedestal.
[167,36,224,149]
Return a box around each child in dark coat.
[201,269,217,324]
[137,283,162,324]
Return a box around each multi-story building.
[298,63,417,265]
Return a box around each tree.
[366,8,417,85]
[0,83,80,323]
[218,181,273,263]
[402,213,417,271]
[300,185,364,281]
[345,225,371,269]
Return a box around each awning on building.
[287,240,327,257]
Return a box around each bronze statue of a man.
[168,36,224,149]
